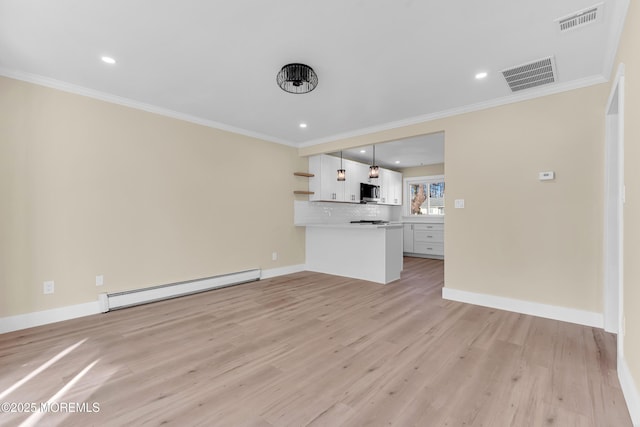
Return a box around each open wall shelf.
[293,172,314,196]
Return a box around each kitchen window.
[404,175,445,217]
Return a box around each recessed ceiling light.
[360,149,366,153]
[475,72,488,79]
[299,123,307,128]
[395,160,401,164]
[101,56,116,65]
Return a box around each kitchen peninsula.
[296,153,405,284]
[303,221,403,284]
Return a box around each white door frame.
[603,63,625,342]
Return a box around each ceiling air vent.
[556,3,603,32]
[501,56,557,92]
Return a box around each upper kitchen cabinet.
[346,160,369,202]
[379,169,402,206]
[309,154,345,201]
[308,154,402,205]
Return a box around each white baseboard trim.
[619,355,640,426]
[0,265,308,334]
[0,301,101,335]
[261,264,306,279]
[442,287,603,328]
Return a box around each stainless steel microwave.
[360,183,380,203]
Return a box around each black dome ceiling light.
[276,63,318,94]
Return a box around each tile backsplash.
[294,201,402,225]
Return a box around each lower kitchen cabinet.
[403,222,444,259]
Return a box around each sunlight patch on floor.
[0,338,87,400]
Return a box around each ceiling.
[331,132,444,170]
[0,1,628,148]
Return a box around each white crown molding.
[0,66,610,151]
[442,287,603,328]
[299,74,608,148]
[0,67,297,148]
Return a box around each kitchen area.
[294,133,445,285]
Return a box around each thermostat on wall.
[539,171,555,181]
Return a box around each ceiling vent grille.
[556,3,603,32]
[501,56,557,92]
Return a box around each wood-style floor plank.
[0,257,632,426]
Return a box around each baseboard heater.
[98,268,261,312]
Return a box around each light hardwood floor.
[0,258,632,426]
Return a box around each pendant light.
[337,151,346,181]
[369,145,379,179]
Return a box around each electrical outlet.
[96,275,104,286]
[272,252,278,261]
[43,280,54,294]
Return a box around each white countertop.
[401,216,444,224]
[296,222,403,229]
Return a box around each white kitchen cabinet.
[345,160,368,203]
[309,154,346,201]
[403,222,444,259]
[388,170,402,205]
[308,154,401,204]
[379,169,390,204]
[380,169,403,205]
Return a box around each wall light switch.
[539,171,555,181]
[96,275,104,286]
[43,280,55,294]
[272,252,278,261]
[455,199,465,209]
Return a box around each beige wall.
[401,163,445,178]
[302,84,609,314]
[446,88,610,311]
[0,76,306,317]
[612,0,640,402]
